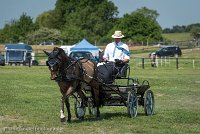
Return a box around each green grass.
[162,32,193,41]
[0,62,200,133]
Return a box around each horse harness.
[56,58,95,83]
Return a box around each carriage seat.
[97,62,129,84]
[115,63,129,78]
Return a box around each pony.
[44,47,101,123]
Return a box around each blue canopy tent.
[70,39,99,58]
[5,43,32,65]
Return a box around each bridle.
[46,50,83,82]
[46,48,96,83]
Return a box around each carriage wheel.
[74,97,86,120]
[144,89,155,116]
[127,90,138,118]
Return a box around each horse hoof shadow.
[60,117,66,123]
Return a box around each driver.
[98,31,130,84]
[103,30,130,64]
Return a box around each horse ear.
[43,50,50,56]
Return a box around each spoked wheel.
[144,89,155,116]
[127,90,138,118]
[74,96,86,120]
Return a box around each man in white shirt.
[97,31,130,84]
[103,31,130,64]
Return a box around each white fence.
[135,57,200,69]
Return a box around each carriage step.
[103,95,128,100]
[103,96,127,106]
[103,86,133,93]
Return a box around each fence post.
[156,56,158,67]
[193,59,195,69]
[176,58,179,69]
[142,58,144,69]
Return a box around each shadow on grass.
[68,111,149,124]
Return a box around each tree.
[17,13,35,41]
[51,0,118,44]
[190,26,200,45]
[0,13,35,43]
[109,7,162,43]
[186,23,200,32]
[35,11,55,29]
[0,20,19,43]
[163,25,187,33]
[26,27,62,45]
[135,6,159,21]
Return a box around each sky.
[0,0,200,29]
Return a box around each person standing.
[103,30,130,64]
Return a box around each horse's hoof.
[79,117,84,121]
[60,117,66,123]
[96,115,100,119]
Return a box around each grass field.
[162,33,193,41]
[0,62,200,133]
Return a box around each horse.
[44,47,102,123]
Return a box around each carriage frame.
[74,63,155,119]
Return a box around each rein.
[57,58,93,82]
[61,57,90,71]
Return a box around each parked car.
[154,46,182,57]
[69,51,98,63]
[39,42,54,45]
[0,53,5,66]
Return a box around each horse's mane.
[53,47,70,63]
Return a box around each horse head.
[44,47,69,80]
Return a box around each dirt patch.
[195,81,200,84]
[0,115,24,122]
[156,93,164,97]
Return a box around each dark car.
[155,46,182,57]
[69,51,98,63]
[0,53,5,66]
[39,41,54,45]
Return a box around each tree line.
[163,23,200,33]
[0,0,199,46]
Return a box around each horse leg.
[77,90,87,107]
[95,91,100,118]
[60,96,66,122]
[91,87,101,118]
[77,84,88,107]
[65,97,71,123]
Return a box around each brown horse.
[44,47,101,123]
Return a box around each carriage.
[74,62,155,119]
[44,47,155,122]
